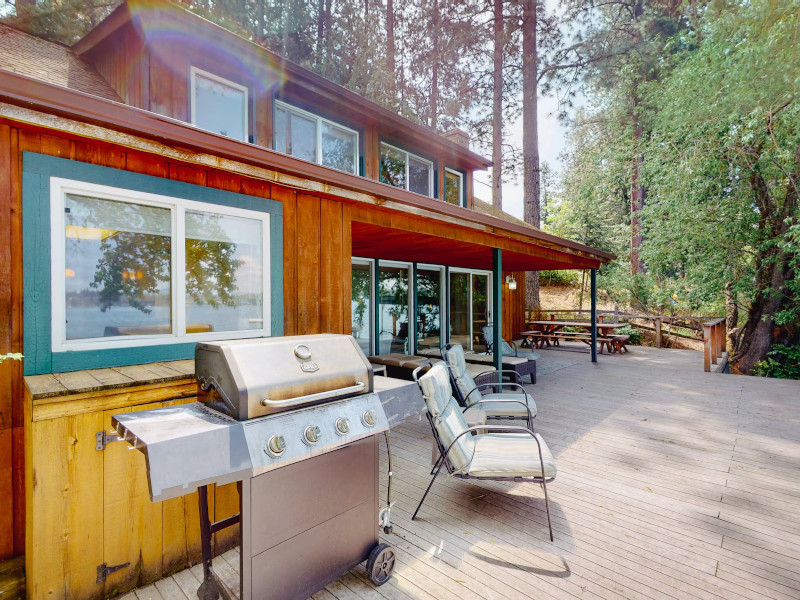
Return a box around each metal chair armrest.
[464,399,534,424]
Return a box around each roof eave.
[0,69,614,264]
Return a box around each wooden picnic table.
[522,321,627,353]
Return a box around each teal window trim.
[22,152,284,375]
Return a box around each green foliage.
[752,345,800,380]
[613,325,643,346]
[539,270,579,287]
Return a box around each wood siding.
[502,270,526,341]
[2,117,528,597]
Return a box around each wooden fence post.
[710,324,718,364]
[703,324,711,372]
[655,318,662,349]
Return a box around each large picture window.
[274,101,359,174]
[380,143,434,197]
[51,179,271,352]
[190,67,249,142]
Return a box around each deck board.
[126,346,800,600]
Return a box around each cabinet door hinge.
[96,561,130,583]
[95,431,123,451]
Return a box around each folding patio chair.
[443,343,536,430]
[482,324,540,361]
[412,362,556,541]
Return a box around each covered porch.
[347,216,613,371]
[127,345,800,600]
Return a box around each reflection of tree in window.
[380,146,406,189]
[91,230,171,314]
[322,123,356,173]
[185,211,244,309]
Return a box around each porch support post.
[492,249,503,372]
[411,263,418,355]
[444,266,450,347]
[590,268,598,363]
[374,259,380,356]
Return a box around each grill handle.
[259,381,366,408]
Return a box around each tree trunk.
[725,280,738,353]
[522,0,541,311]
[386,0,397,100]
[733,256,790,373]
[430,0,440,129]
[316,0,325,67]
[491,0,503,210]
[324,0,333,77]
[256,0,265,42]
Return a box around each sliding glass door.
[378,263,411,354]
[449,269,491,351]
[416,266,443,351]
[351,260,373,355]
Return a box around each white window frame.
[274,100,360,174]
[50,177,271,352]
[444,168,464,207]
[190,66,249,142]
[448,267,492,351]
[380,142,434,198]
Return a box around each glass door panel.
[378,265,409,354]
[416,268,442,351]
[351,262,372,355]
[449,272,470,349]
[472,274,489,352]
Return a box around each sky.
[473,91,568,221]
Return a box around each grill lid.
[196,334,374,420]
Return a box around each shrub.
[614,324,644,345]
[752,345,800,380]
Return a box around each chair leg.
[541,477,554,542]
[413,456,448,521]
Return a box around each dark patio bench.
[368,354,493,381]
[418,348,536,384]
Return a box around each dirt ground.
[538,284,704,352]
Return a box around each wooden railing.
[703,318,727,372]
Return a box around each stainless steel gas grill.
[111,334,421,600]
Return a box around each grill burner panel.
[111,393,388,502]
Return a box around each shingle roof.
[0,24,121,102]
[472,197,540,231]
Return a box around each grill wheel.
[366,543,395,586]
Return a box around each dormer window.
[190,67,248,142]
[274,101,359,175]
[380,143,433,197]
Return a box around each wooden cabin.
[0,2,613,597]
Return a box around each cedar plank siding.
[0,124,351,595]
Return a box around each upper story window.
[51,178,270,352]
[190,67,249,142]
[445,168,464,207]
[274,101,359,174]
[380,143,433,197]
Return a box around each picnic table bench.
[522,321,629,354]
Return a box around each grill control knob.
[303,425,322,445]
[265,435,286,458]
[362,409,377,428]
[335,417,351,435]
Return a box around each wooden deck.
[124,346,800,600]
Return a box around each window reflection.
[378,265,409,355]
[380,145,406,189]
[192,70,247,141]
[322,122,357,174]
[445,170,463,206]
[185,210,263,333]
[416,268,442,350]
[64,194,172,339]
[409,156,431,196]
[351,263,372,354]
